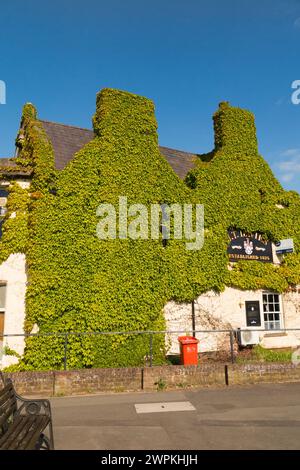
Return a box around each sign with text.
[275,238,294,255]
[227,230,273,263]
[245,301,261,327]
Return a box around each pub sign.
[227,230,273,263]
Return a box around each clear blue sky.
[0,0,299,193]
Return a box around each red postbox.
[178,336,199,365]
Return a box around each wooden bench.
[0,372,54,450]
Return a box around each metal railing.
[1,328,300,370]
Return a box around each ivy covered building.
[0,88,299,370]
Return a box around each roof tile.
[41,120,197,179]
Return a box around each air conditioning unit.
[237,329,260,346]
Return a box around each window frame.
[262,291,283,331]
[0,283,6,340]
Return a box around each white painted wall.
[164,286,300,354]
[0,253,27,368]
[0,179,29,368]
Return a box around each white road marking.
[135,401,196,414]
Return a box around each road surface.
[50,382,300,450]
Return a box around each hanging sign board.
[275,239,294,255]
[227,230,273,263]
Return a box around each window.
[263,293,282,330]
[0,284,6,340]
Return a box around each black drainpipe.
[192,300,196,337]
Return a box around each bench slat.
[0,415,50,450]
[0,396,18,428]
[0,375,54,450]
[0,415,32,449]
[7,416,38,450]
[0,415,34,449]
[19,416,50,450]
[0,383,17,424]
[0,389,17,412]
[0,389,15,410]
[0,383,16,407]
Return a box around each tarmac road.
[50,382,300,450]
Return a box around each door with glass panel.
[262,292,282,330]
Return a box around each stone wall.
[54,368,142,395]
[5,362,300,397]
[6,370,55,397]
[143,364,225,391]
[229,362,300,385]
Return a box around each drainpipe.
[192,300,196,337]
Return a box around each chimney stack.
[213,101,258,155]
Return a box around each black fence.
[1,328,300,370]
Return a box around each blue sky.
[0,0,299,193]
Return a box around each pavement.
[50,382,300,450]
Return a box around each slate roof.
[40,121,94,171]
[0,157,32,177]
[158,145,197,180]
[40,120,198,179]
[0,158,15,167]
[0,120,198,179]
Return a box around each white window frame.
[262,291,284,331]
[0,284,6,342]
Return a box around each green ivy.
[186,102,300,292]
[2,92,299,372]
[15,103,56,191]
[17,89,197,370]
[0,183,30,264]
